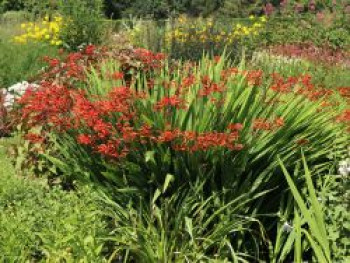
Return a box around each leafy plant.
[273,153,331,262]
[103,175,268,262]
[0,138,109,262]
[57,0,107,50]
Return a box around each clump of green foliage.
[0,139,109,262]
[260,12,350,51]
[57,0,107,50]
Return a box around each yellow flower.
[54,16,62,22]
[20,23,26,28]
[253,22,262,28]
[260,16,267,22]
[249,15,255,20]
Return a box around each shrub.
[57,0,107,50]
[0,0,25,13]
[16,47,349,204]
[260,12,350,51]
[127,15,267,61]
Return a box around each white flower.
[338,159,350,177]
[282,221,293,233]
[2,81,39,109]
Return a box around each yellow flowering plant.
[13,15,63,46]
[163,15,267,60]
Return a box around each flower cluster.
[164,15,267,46]
[15,47,349,166]
[268,72,335,102]
[1,81,39,109]
[13,15,63,46]
[267,44,350,67]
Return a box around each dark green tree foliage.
[218,0,264,17]
[0,0,25,12]
[103,0,223,19]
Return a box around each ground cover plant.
[0,138,110,262]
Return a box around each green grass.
[0,138,110,262]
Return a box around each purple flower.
[264,3,275,16]
[308,0,316,11]
[280,0,288,8]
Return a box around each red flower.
[49,58,60,67]
[77,134,93,145]
[85,45,95,55]
[253,118,272,131]
[274,117,285,127]
[227,123,244,131]
[24,133,44,144]
[214,56,221,63]
[111,71,124,80]
[338,87,350,99]
[154,96,186,110]
[157,130,180,143]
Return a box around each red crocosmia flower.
[337,87,350,99]
[154,96,186,110]
[122,126,139,142]
[274,117,285,127]
[85,44,95,55]
[201,75,211,87]
[336,110,350,123]
[182,75,196,88]
[77,134,93,145]
[111,71,124,80]
[157,130,180,143]
[49,58,60,67]
[154,53,167,60]
[253,118,272,131]
[93,120,112,138]
[95,140,127,159]
[232,144,244,150]
[227,123,244,131]
[214,56,221,63]
[246,70,263,86]
[24,133,44,144]
[320,100,332,107]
